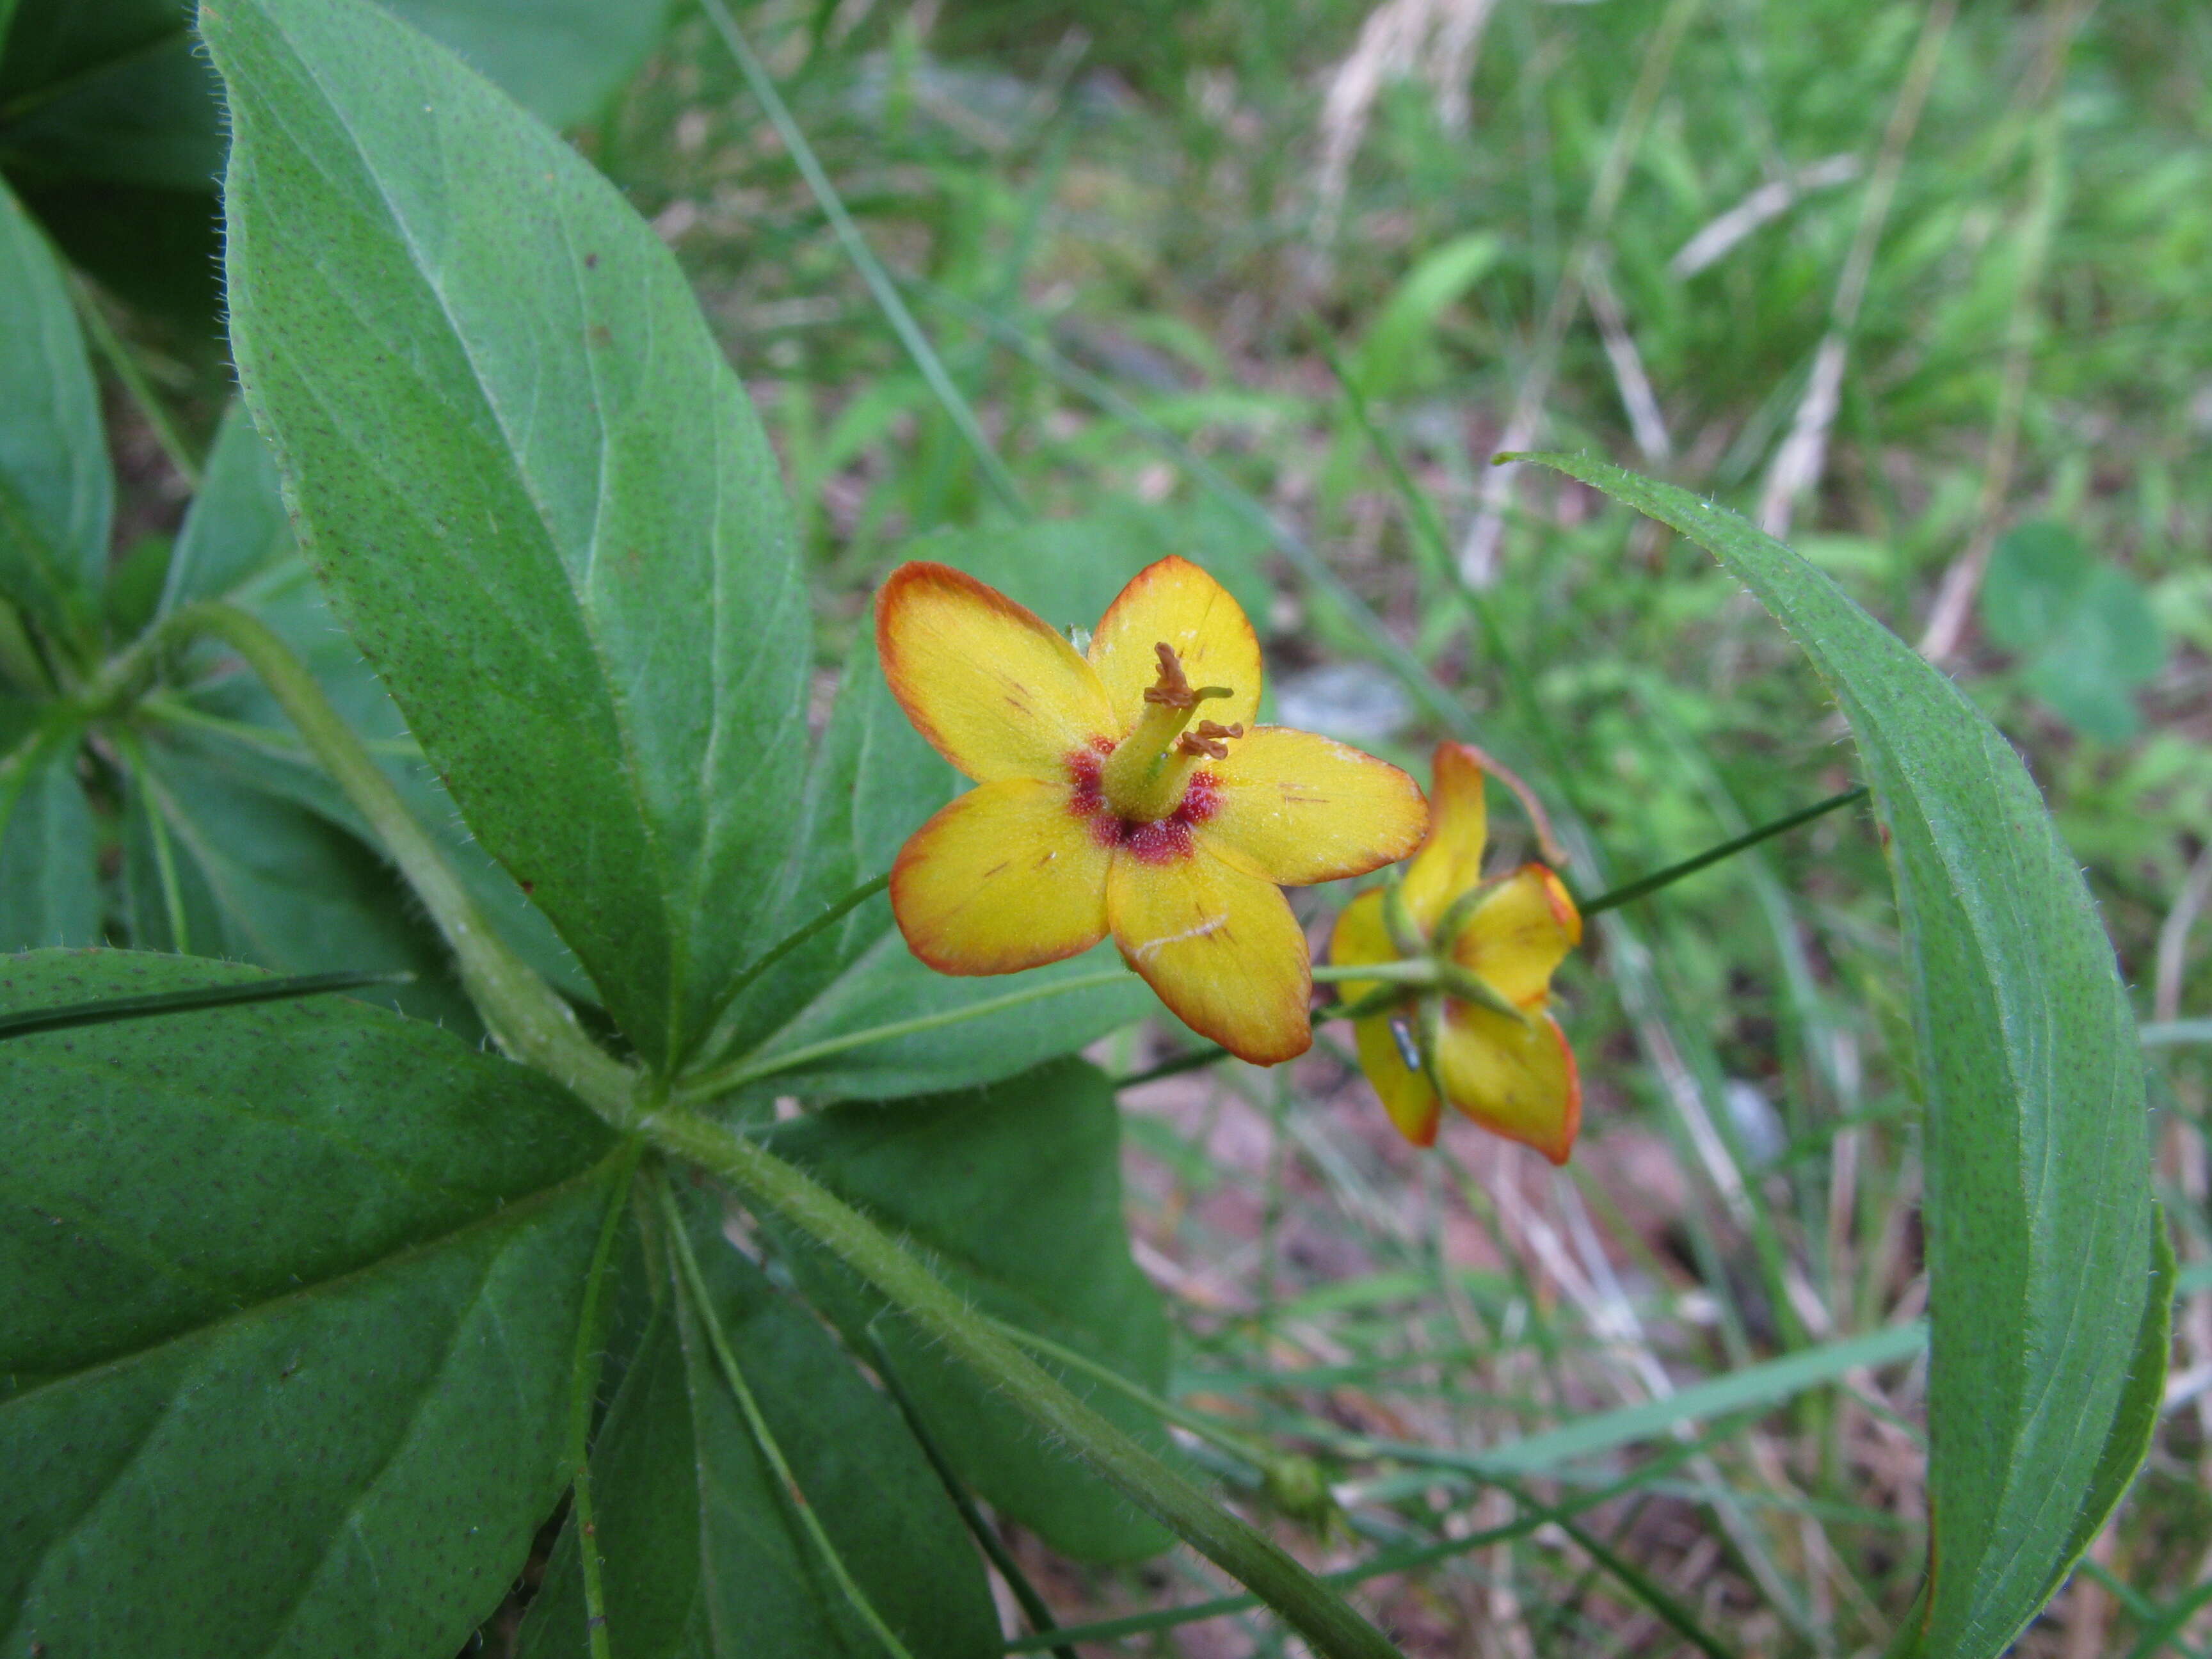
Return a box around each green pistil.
[1098,641,1240,822]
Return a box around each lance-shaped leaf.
[209,0,811,1068]
[119,729,478,1030]
[518,1196,998,1659]
[0,950,624,1656]
[153,401,586,1003]
[0,714,100,950]
[0,176,108,650]
[773,1059,1177,1563]
[1519,453,2159,1659]
[703,641,1153,1101]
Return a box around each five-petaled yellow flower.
[878,556,1429,1064]
[1329,742,1583,1161]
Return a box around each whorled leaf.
[0,175,108,651]
[1521,453,2159,1658]
[0,949,624,1656]
[773,1059,1178,1563]
[209,0,809,1068]
[518,1190,1000,1659]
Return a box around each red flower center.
[1068,742,1220,865]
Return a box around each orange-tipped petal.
[1434,1004,1580,1164]
[878,561,1117,782]
[1108,842,1310,1064]
[1401,741,1490,934]
[1087,557,1263,732]
[1448,864,1582,1007]
[891,778,1111,974]
[1352,1013,1443,1146]
[1205,727,1428,886]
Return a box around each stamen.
[1098,643,1242,824]
[1174,720,1245,761]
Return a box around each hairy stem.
[159,602,636,1120]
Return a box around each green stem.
[0,968,413,1042]
[640,1107,1404,1659]
[1112,987,1407,1089]
[656,1172,918,1659]
[694,0,1028,517]
[1003,1426,1722,1653]
[677,967,1131,1101]
[1310,959,1433,986]
[565,1142,645,1659]
[704,871,890,1029]
[1576,786,1868,917]
[68,273,202,490]
[156,602,636,1121]
[981,1315,1279,1472]
[0,593,52,695]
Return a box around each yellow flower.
[1328,742,1583,1160]
[877,556,1428,1064]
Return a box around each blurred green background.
[7,0,2208,1651]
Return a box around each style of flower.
[877,556,1429,1064]
[1327,742,1583,1160]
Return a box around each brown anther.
[1142,641,1196,709]
[1173,718,1244,761]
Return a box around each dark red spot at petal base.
[1064,754,1221,863]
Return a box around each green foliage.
[1980,520,2165,741]
[518,1188,1001,1659]
[0,178,106,651]
[216,0,813,1068]
[0,950,623,1657]
[1524,453,2162,1658]
[774,1059,1180,1562]
[0,0,677,316]
[0,0,2192,1650]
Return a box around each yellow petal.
[1448,864,1582,1006]
[878,561,1117,782]
[1087,557,1263,732]
[891,778,1111,974]
[1107,842,1310,1064]
[1400,741,1490,934]
[1352,1013,1443,1146]
[1434,1004,1581,1164]
[1204,727,1428,886]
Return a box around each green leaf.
[0,0,667,185]
[1347,231,1504,400]
[1521,453,2159,1659]
[211,0,811,1069]
[152,401,589,1003]
[704,641,1153,1100]
[120,728,479,1030]
[519,1196,999,1659]
[1981,521,2163,741]
[0,175,107,648]
[0,949,623,1656]
[380,0,677,131]
[773,1059,1177,1563]
[162,399,293,611]
[0,715,99,949]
